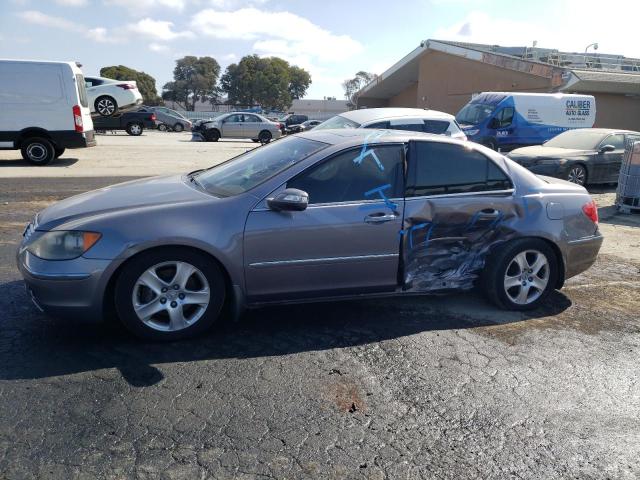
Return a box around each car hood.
[508,146,592,159]
[36,175,213,230]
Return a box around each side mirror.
[267,188,309,212]
[599,144,616,153]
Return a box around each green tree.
[220,55,311,111]
[343,71,376,108]
[162,56,220,111]
[100,65,162,105]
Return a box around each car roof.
[297,128,464,147]
[338,108,455,124]
[560,128,639,135]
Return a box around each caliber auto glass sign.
[565,98,592,122]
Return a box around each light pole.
[584,42,598,53]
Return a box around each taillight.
[151,113,156,121]
[72,105,83,133]
[582,199,598,224]
[116,84,135,90]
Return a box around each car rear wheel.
[482,238,558,310]
[566,164,587,186]
[173,123,184,132]
[95,96,118,117]
[258,130,272,144]
[21,137,55,165]
[204,129,220,142]
[115,248,226,341]
[126,122,143,136]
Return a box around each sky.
[1,0,639,100]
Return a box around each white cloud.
[55,0,88,6]
[149,42,170,53]
[191,8,362,62]
[104,0,187,14]
[17,10,77,30]
[127,18,193,41]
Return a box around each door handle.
[364,212,398,224]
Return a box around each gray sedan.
[196,112,282,143]
[18,129,603,340]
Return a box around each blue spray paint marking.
[399,222,435,249]
[360,184,398,211]
[352,130,389,171]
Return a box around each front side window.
[288,145,404,204]
[601,134,625,150]
[195,136,328,197]
[225,114,243,123]
[407,142,512,197]
[496,107,514,128]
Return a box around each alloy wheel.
[567,166,586,185]
[131,261,211,332]
[97,98,116,116]
[503,250,549,305]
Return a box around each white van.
[0,59,95,165]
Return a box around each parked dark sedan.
[507,128,640,185]
[18,129,602,341]
[285,120,322,134]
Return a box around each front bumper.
[564,233,604,279]
[17,249,112,321]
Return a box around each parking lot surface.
[0,134,639,479]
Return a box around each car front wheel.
[115,248,226,341]
[173,123,184,132]
[482,239,558,310]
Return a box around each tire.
[251,139,260,143]
[95,96,118,117]
[54,147,65,158]
[482,238,558,311]
[20,137,55,165]
[258,130,272,144]
[126,122,143,136]
[114,248,226,341]
[157,123,168,132]
[173,123,184,133]
[204,129,220,142]
[566,164,587,186]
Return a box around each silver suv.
[196,112,282,144]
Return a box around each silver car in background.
[18,129,602,341]
[195,112,282,144]
[138,106,192,132]
[315,107,467,140]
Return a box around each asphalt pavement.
[0,175,639,480]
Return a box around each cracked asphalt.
[0,172,639,479]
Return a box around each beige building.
[358,40,640,131]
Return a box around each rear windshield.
[195,136,328,197]
[545,129,608,150]
[314,115,361,131]
[75,74,88,107]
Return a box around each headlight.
[27,231,102,260]
[465,129,480,136]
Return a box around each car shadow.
[0,280,572,387]
[0,157,79,167]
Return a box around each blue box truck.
[455,92,596,151]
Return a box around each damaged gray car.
[18,129,603,340]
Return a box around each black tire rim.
[259,131,272,143]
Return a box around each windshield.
[195,137,328,197]
[455,103,496,125]
[544,129,608,150]
[314,115,361,131]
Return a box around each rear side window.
[423,120,450,135]
[288,145,404,204]
[76,74,88,107]
[389,118,424,133]
[366,121,390,129]
[407,142,512,197]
